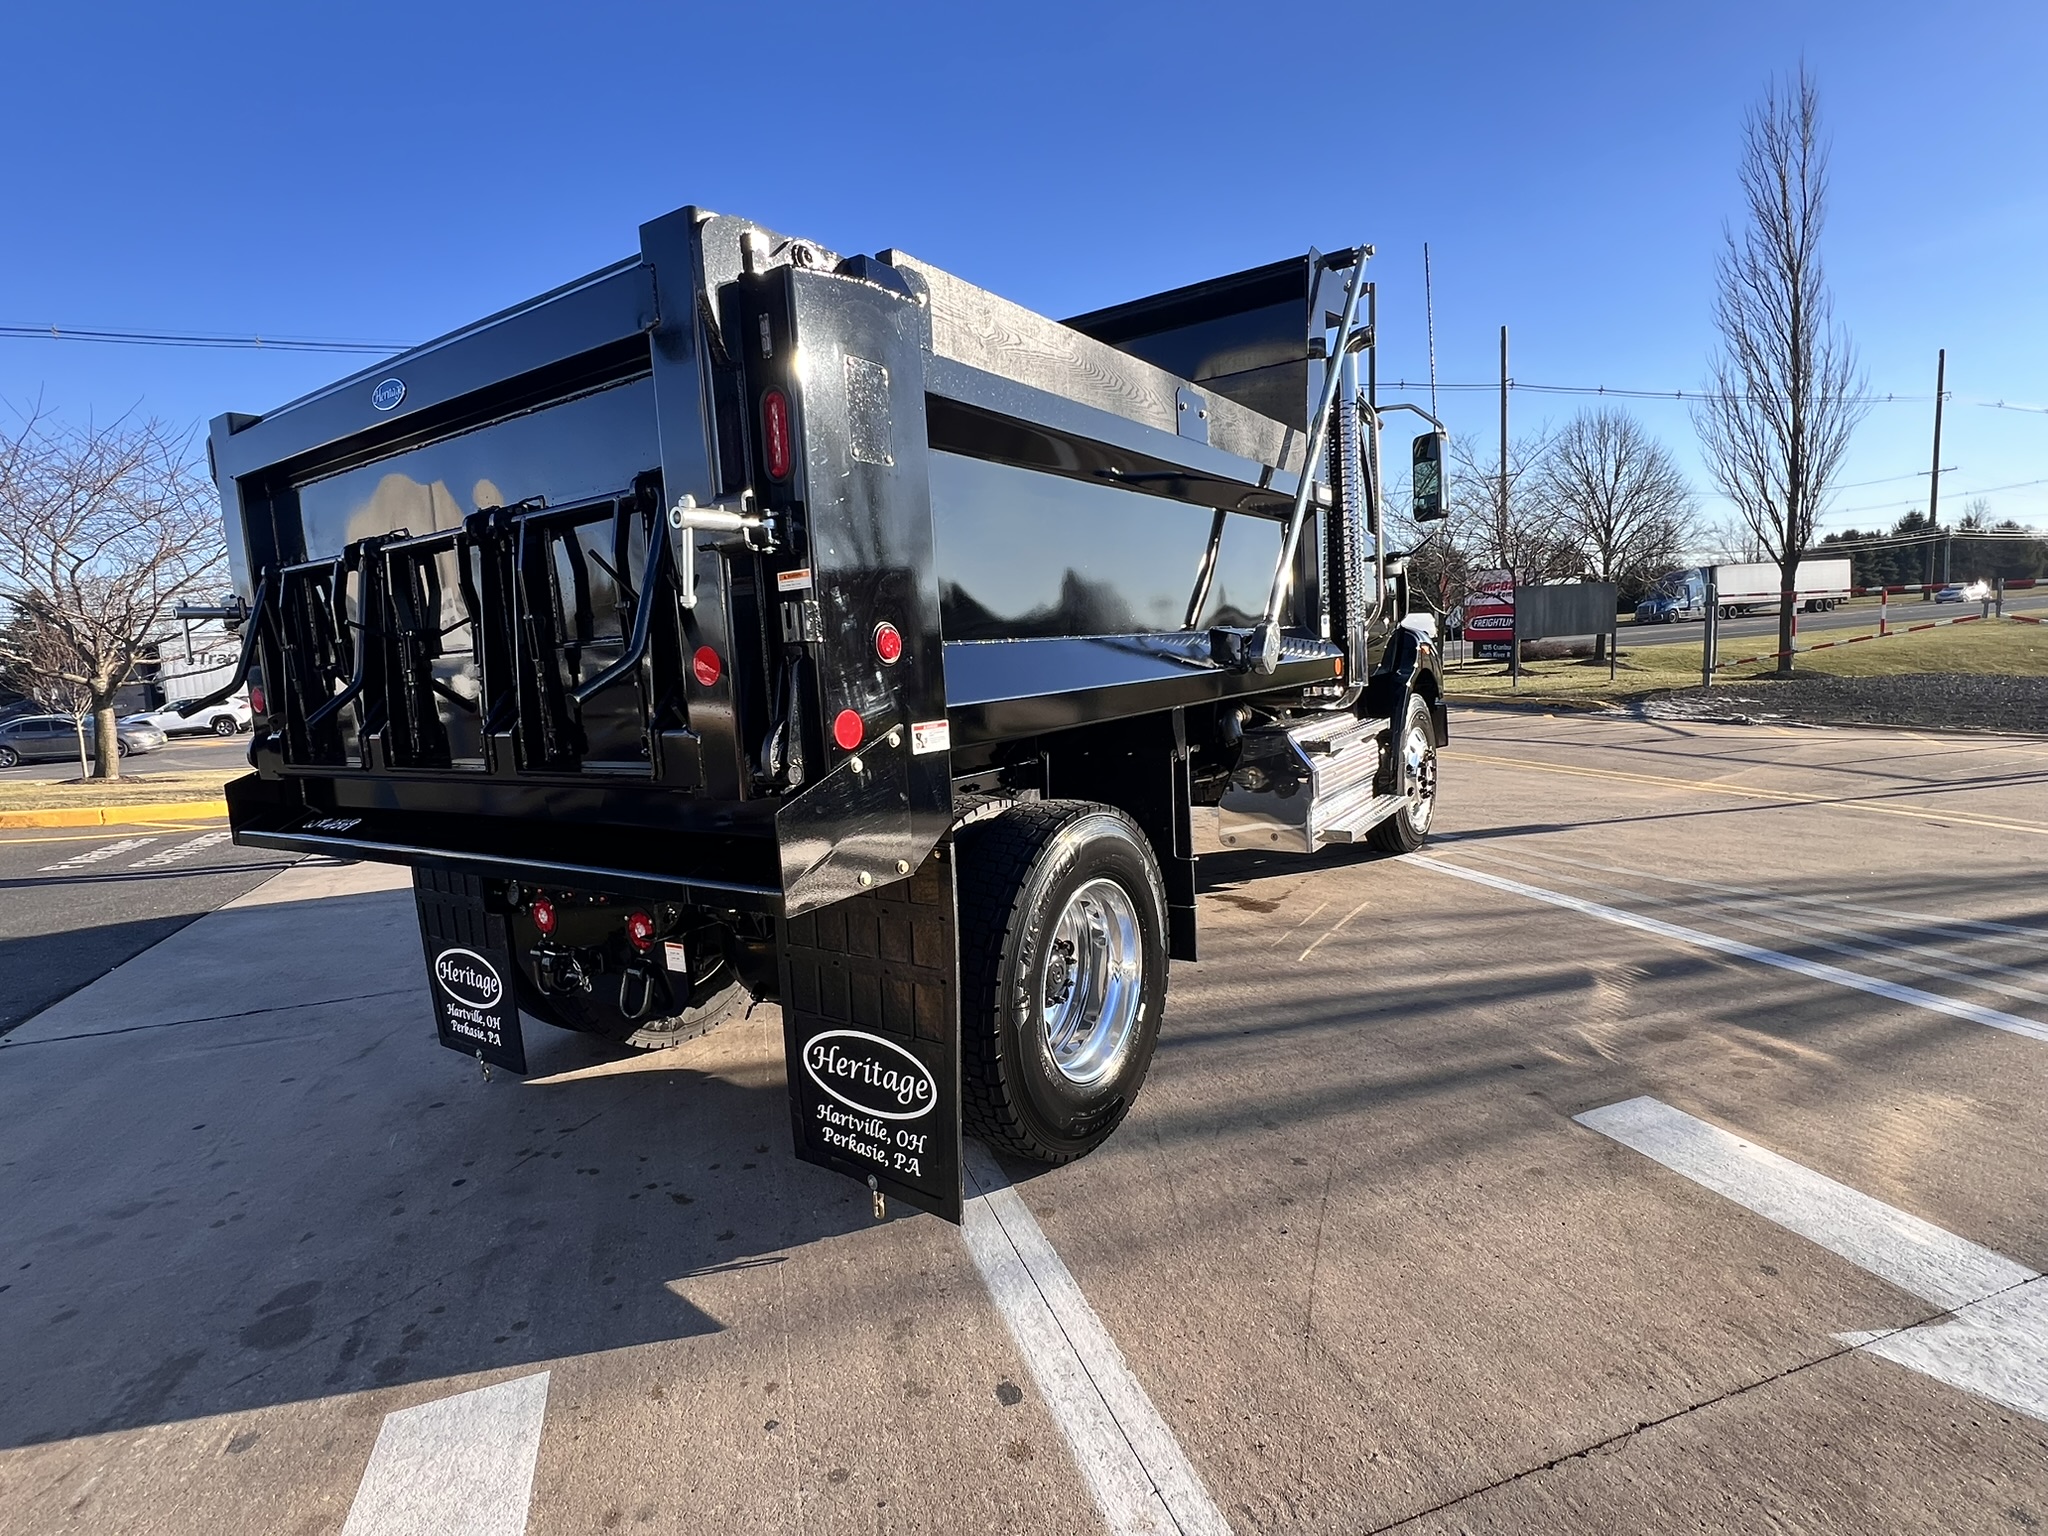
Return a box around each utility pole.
[1499,324,1509,562]
[1926,348,1946,595]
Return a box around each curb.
[0,798,230,830]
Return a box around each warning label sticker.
[911,720,950,755]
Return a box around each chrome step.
[1216,713,1389,853]
[1312,792,1407,844]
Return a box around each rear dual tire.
[516,949,744,1051]
[956,801,1168,1165]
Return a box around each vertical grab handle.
[1251,248,1370,675]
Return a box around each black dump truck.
[194,205,1451,1222]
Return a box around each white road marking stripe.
[1575,1097,2034,1310]
[1461,845,2048,1007]
[1578,1097,2048,1422]
[1414,856,2048,1044]
[340,1371,550,1536]
[962,1142,1230,1536]
[130,830,233,867]
[38,836,156,872]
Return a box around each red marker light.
[691,646,722,687]
[832,709,864,752]
[531,895,557,936]
[625,911,655,951]
[762,389,792,480]
[873,621,903,663]
[248,684,266,716]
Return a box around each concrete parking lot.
[1,710,2044,1534]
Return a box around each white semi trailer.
[1635,559,1853,623]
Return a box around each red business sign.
[1463,569,1517,644]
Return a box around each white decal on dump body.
[911,719,950,755]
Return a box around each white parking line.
[339,1371,551,1536]
[38,836,157,872]
[1415,856,2048,1044]
[963,1142,1231,1536]
[1578,1097,2048,1422]
[130,830,233,868]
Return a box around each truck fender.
[1363,619,1448,747]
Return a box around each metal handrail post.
[1251,249,1370,675]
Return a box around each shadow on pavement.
[0,883,872,1451]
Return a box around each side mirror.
[1411,431,1449,521]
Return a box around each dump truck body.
[204,206,1448,1221]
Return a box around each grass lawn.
[1443,616,2048,707]
[0,768,238,811]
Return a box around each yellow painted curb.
[0,798,230,830]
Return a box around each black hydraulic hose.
[171,576,269,717]
[572,515,671,707]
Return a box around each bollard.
[1879,586,1888,636]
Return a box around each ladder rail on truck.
[190,207,1452,1223]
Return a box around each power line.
[6,321,2047,414]
[0,324,411,355]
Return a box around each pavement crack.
[0,988,419,1047]
[1294,1165,1335,1503]
[1360,1334,1895,1533]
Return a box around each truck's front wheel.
[956,801,1168,1165]
[1368,693,1440,855]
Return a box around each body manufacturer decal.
[370,378,406,411]
[802,1029,938,1121]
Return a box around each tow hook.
[618,964,659,1021]
[531,947,593,997]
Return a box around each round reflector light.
[249,684,267,716]
[531,895,557,936]
[832,709,864,752]
[691,646,722,687]
[625,911,655,951]
[873,621,903,663]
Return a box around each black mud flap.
[777,840,961,1223]
[413,865,528,1075]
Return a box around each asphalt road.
[0,728,252,782]
[0,818,292,1034]
[1619,584,2048,650]
[2,714,2045,1533]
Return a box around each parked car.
[1933,581,1990,604]
[121,693,251,737]
[0,714,168,768]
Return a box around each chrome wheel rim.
[1040,877,1144,1086]
[1404,721,1437,832]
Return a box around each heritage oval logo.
[370,377,406,412]
[434,948,502,1010]
[803,1030,937,1121]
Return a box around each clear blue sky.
[6,0,2043,535]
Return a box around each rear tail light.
[530,895,557,936]
[873,621,903,663]
[762,389,793,480]
[625,911,655,951]
[249,684,266,715]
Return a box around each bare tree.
[1539,408,1699,646]
[0,404,227,779]
[1692,67,1869,675]
[1445,426,1577,585]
